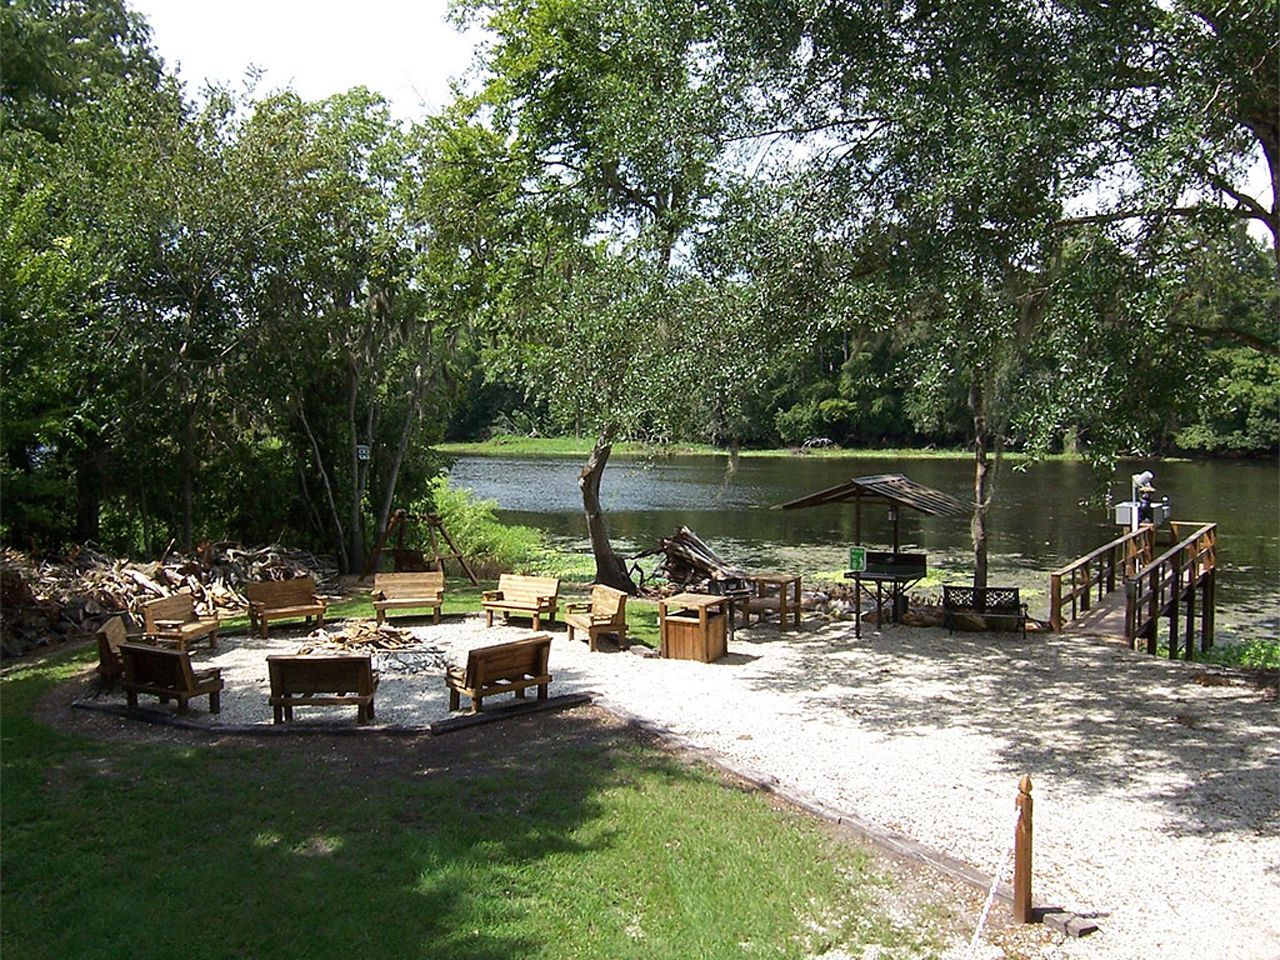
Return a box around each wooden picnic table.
[742,572,802,628]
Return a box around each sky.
[127,0,484,120]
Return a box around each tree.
[0,0,176,547]
[454,0,793,590]
[707,0,1277,586]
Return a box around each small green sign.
[848,546,867,572]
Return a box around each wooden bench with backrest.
[445,633,552,714]
[120,642,223,716]
[96,615,129,685]
[267,654,379,724]
[481,574,560,630]
[373,571,445,626]
[142,593,219,651]
[942,585,1029,639]
[564,584,628,652]
[245,577,327,638]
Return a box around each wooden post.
[1014,775,1033,924]
[1049,572,1062,631]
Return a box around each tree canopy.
[1,0,1274,573]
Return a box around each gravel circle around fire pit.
[78,612,1279,959]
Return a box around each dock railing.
[1049,526,1155,631]
[1125,522,1217,656]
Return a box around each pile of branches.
[0,542,339,659]
[297,620,418,653]
[637,526,748,590]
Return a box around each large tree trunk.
[969,380,991,591]
[579,429,638,594]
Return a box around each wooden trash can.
[658,593,728,663]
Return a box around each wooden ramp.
[1058,589,1128,642]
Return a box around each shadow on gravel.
[739,621,1279,838]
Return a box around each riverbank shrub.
[415,476,551,578]
[1198,638,1280,672]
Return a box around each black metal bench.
[942,585,1028,638]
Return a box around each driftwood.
[636,526,748,589]
[0,542,340,658]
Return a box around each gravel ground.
[82,613,1279,959]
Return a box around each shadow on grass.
[2,661,795,960]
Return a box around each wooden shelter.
[777,474,965,633]
[775,473,965,550]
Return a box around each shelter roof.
[776,473,965,516]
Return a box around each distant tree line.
[2,0,1275,579]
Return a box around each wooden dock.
[1051,521,1217,657]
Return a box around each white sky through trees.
[128,0,481,120]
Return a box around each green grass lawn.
[1,649,954,960]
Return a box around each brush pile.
[637,526,748,588]
[0,543,339,658]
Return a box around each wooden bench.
[245,577,327,638]
[141,593,220,651]
[267,654,379,724]
[564,584,628,652]
[120,642,223,716]
[481,574,560,630]
[373,571,444,626]
[445,633,552,714]
[96,616,128,684]
[942,585,1029,639]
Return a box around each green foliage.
[413,475,549,577]
[1197,639,1280,671]
[1174,349,1280,455]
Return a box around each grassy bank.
[438,435,988,460]
[1,650,954,959]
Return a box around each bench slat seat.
[267,654,379,724]
[481,575,560,630]
[142,593,219,651]
[373,571,444,625]
[121,642,223,715]
[246,578,327,638]
[445,633,552,714]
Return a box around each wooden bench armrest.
[536,595,556,605]
[482,590,503,601]
[154,619,185,629]
[373,590,387,601]
[565,601,592,613]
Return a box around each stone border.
[70,692,592,736]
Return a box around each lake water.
[449,453,1279,641]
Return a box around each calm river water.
[449,454,1279,641]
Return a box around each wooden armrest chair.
[564,584,629,652]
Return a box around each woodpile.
[296,620,418,653]
[0,542,339,659]
[638,526,748,589]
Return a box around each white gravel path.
[86,614,1279,959]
